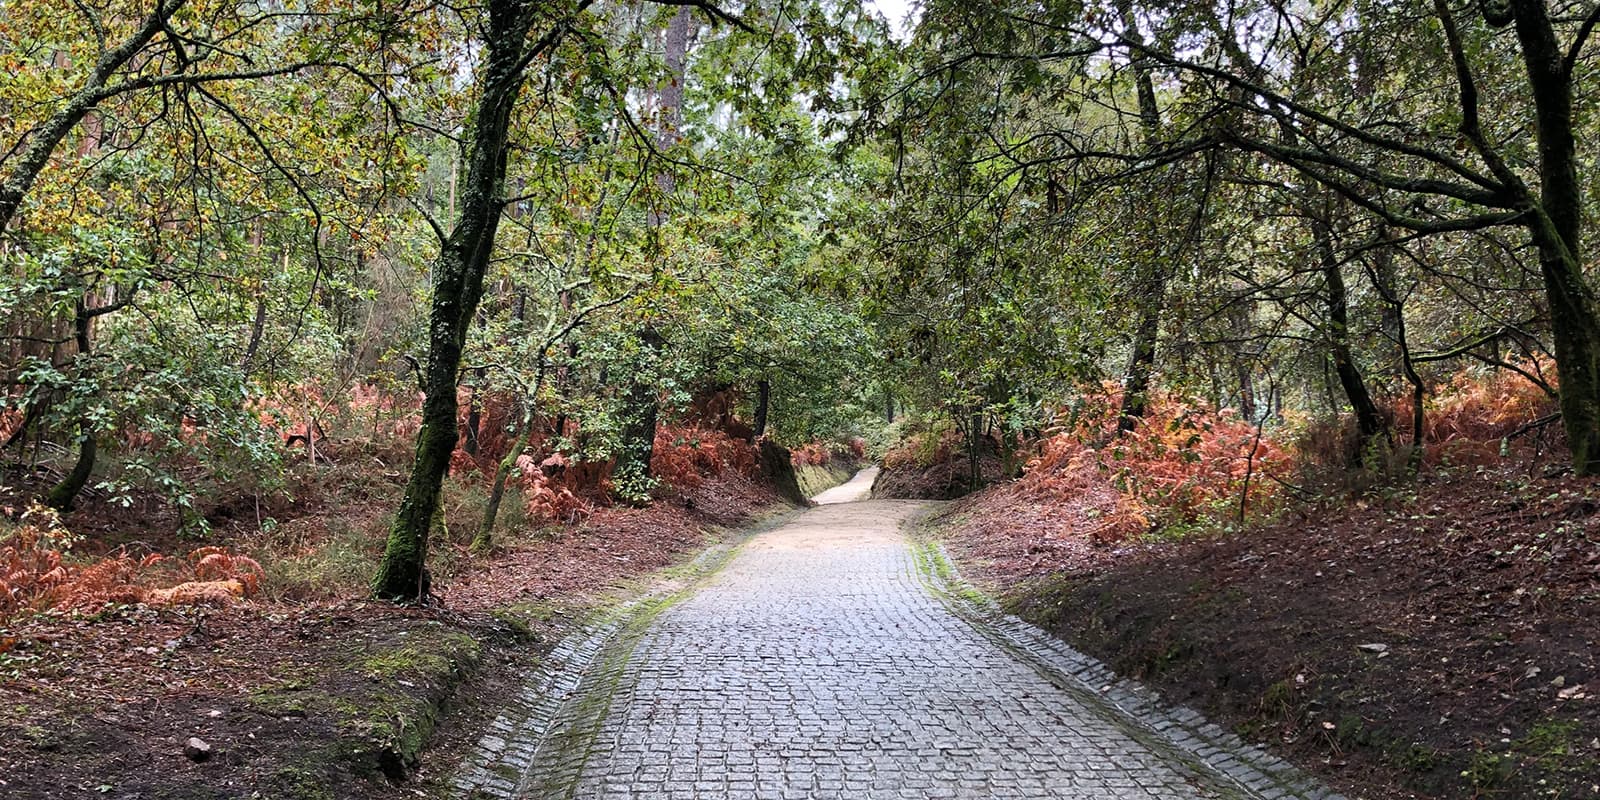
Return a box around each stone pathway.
[458,477,1342,800]
[810,466,877,505]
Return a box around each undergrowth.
[1,505,265,619]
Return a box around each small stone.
[184,737,212,762]
[1356,643,1388,654]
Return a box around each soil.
[938,459,1600,800]
[1,444,794,800]
[872,447,1007,500]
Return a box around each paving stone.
[458,497,1345,800]
[563,502,1250,798]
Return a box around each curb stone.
[451,510,798,799]
[911,533,1350,800]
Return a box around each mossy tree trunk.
[1113,0,1166,433]
[46,298,98,511]
[373,0,552,602]
[474,405,533,554]
[966,407,983,491]
[1506,0,1600,473]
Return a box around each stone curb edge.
[911,533,1351,800]
[450,508,801,799]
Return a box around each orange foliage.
[452,387,525,474]
[649,425,757,490]
[791,441,832,467]
[790,438,866,467]
[1015,384,1288,542]
[144,579,249,606]
[1,507,264,618]
[500,423,758,525]
[881,428,959,470]
[255,382,424,447]
[186,546,264,596]
[1388,362,1557,457]
[514,451,594,525]
[0,405,22,444]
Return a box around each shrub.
[1016,384,1289,541]
[2,506,265,617]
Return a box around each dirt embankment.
[1,469,791,800]
[872,439,1008,500]
[937,463,1600,800]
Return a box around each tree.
[372,0,580,601]
[2,0,422,517]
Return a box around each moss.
[1462,751,1515,789]
[796,461,855,498]
[336,626,482,779]
[487,607,543,644]
[1387,743,1444,774]
[242,621,484,784]
[1504,717,1600,782]
[247,686,314,717]
[1517,718,1580,760]
[1261,679,1295,717]
[264,763,339,800]
[1334,713,1367,747]
[357,623,479,672]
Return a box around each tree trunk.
[464,367,485,456]
[613,326,665,503]
[1114,0,1165,432]
[1315,221,1386,461]
[373,1,540,602]
[1366,246,1426,471]
[45,297,103,511]
[45,435,96,512]
[752,377,771,437]
[612,6,692,501]
[1118,296,1162,431]
[1236,360,1256,423]
[1508,0,1600,473]
[474,406,531,554]
[967,407,983,490]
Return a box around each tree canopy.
[4,0,1600,599]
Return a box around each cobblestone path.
[504,492,1330,800]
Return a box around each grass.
[255,514,386,601]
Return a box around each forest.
[2,0,1600,798]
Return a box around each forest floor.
[928,458,1600,800]
[0,440,802,800]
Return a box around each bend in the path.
[810,465,878,505]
